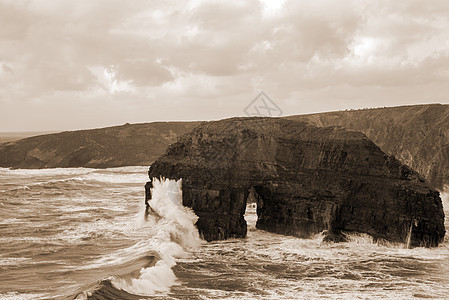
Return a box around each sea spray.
[111,178,204,296]
[441,187,449,210]
[405,220,413,249]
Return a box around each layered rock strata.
[288,104,449,190]
[147,118,445,247]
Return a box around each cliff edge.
[287,104,449,191]
[148,118,445,247]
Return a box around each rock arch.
[148,118,445,247]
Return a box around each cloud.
[0,0,449,130]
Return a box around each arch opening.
[243,187,259,231]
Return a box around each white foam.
[0,257,32,266]
[68,240,153,271]
[441,188,449,212]
[11,178,88,189]
[0,218,30,225]
[0,167,94,177]
[0,292,48,300]
[74,172,147,184]
[0,166,148,189]
[112,259,178,295]
[111,178,203,296]
[244,202,258,229]
[97,166,148,173]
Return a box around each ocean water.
[0,167,448,299]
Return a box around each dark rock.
[1,104,447,193]
[322,230,348,243]
[148,117,445,247]
[287,104,449,190]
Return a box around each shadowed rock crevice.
[148,118,445,247]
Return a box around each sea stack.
[147,118,445,247]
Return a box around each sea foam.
[111,177,203,296]
[441,187,449,211]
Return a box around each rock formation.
[1,104,447,193]
[148,118,445,247]
[287,104,449,191]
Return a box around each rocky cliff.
[287,104,449,191]
[148,118,445,247]
[0,122,198,169]
[1,105,447,192]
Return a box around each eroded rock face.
[287,104,449,191]
[148,118,445,247]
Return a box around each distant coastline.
[0,131,59,144]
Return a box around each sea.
[0,166,449,299]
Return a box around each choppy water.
[0,167,448,299]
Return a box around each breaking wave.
[73,178,203,299]
[441,187,449,210]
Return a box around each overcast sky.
[1,0,449,131]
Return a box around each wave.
[72,178,203,299]
[0,167,94,177]
[0,179,93,196]
[0,292,48,300]
[0,166,147,175]
[71,255,158,300]
[0,166,148,193]
[441,189,449,211]
[0,257,32,266]
[0,176,144,196]
[73,279,148,300]
[90,166,148,173]
[73,172,147,184]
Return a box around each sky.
[1,0,449,131]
